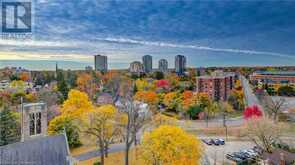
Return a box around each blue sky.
[1,0,295,70]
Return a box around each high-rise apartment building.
[130,61,144,75]
[94,55,108,72]
[175,55,186,74]
[142,55,152,73]
[158,59,168,73]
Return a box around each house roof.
[0,134,70,165]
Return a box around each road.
[176,75,265,129]
[240,75,263,109]
[74,143,127,161]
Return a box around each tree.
[152,113,177,127]
[0,106,20,146]
[19,72,30,82]
[60,89,93,118]
[203,101,219,126]
[57,78,69,101]
[156,79,170,89]
[141,125,203,165]
[134,91,158,108]
[48,90,93,148]
[278,85,295,96]
[83,105,120,165]
[218,102,233,139]
[10,80,25,93]
[163,92,181,111]
[264,97,286,122]
[245,117,283,153]
[187,105,203,120]
[48,115,81,148]
[76,73,96,99]
[228,89,245,111]
[120,98,150,165]
[243,105,263,120]
[153,71,164,80]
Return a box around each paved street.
[240,75,263,109]
[74,143,126,161]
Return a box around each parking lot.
[204,140,254,164]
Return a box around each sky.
[1,0,295,70]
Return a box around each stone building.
[21,102,47,141]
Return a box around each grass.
[227,110,244,118]
[77,148,144,165]
[188,125,247,138]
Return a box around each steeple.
[55,62,58,79]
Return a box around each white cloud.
[96,37,295,59]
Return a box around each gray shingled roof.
[0,134,70,165]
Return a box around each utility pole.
[20,96,24,142]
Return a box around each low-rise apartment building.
[196,71,235,101]
[250,71,295,84]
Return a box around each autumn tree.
[141,125,203,165]
[83,105,120,165]
[48,115,81,148]
[163,92,181,111]
[243,105,263,120]
[263,97,286,122]
[119,98,151,165]
[10,80,25,93]
[245,117,283,153]
[134,91,158,112]
[218,102,234,138]
[76,73,96,99]
[48,90,93,148]
[60,89,93,118]
[228,89,245,111]
[19,72,30,82]
[204,101,219,126]
[152,113,177,127]
[181,90,194,111]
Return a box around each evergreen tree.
[0,107,20,146]
[57,71,69,101]
[58,79,69,101]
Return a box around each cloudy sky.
[1,0,295,70]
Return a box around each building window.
[36,112,42,134]
[29,112,42,136]
[29,113,35,136]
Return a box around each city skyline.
[1,1,295,70]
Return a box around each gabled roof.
[0,134,71,165]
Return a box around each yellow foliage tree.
[141,125,203,165]
[60,89,93,119]
[163,92,180,110]
[83,105,120,165]
[152,113,177,127]
[10,80,25,93]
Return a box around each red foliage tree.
[243,105,263,119]
[156,79,170,89]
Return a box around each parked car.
[202,139,213,145]
[212,139,220,145]
[226,154,243,162]
[216,138,225,145]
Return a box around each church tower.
[21,102,47,142]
